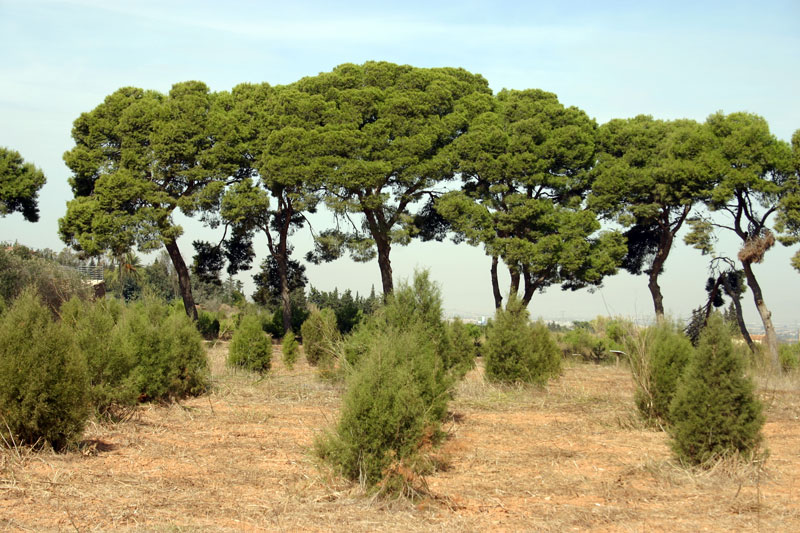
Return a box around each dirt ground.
[2,342,799,532]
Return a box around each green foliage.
[228,313,272,373]
[779,343,800,372]
[300,307,340,366]
[669,314,764,465]
[282,332,299,369]
[589,117,718,316]
[635,321,694,425]
[484,297,561,384]
[0,244,92,312]
[316,271,455,491]
[446,318,477,379]
[437,88,624,307]
[60,297,138,417]
[261,299,310,338]
[0,147,47,222]
[59,81,232,319]
[119,299,209,401]
[307,286,380,333]
[297,62,492,293]
[0,290,88,450]
[684,306,707,346]
[196,310,221,340]
[315,322,448,489]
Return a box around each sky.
[1,0,799,328]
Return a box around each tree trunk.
[648,230,673,321]
[721,274,755,352]
[164,239,198,321]
[741,260,780,371]
[521,268,536,307]
[490,256,502,309]
[375,236,394,297]
[508,266,520,299]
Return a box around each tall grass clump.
[484,297,561,384]
[228,313,272,373]
[315,271,454,494]
[300,307,340,366]
[635,320,694,426]
[0,290,88,450]
[669,314,764,465]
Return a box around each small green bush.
[196,310,221,340]
[301,307,340,366]
[0,290,88,450]
[669,314,764,465]
[779,343,800,371]
[446,318,477,379]
[120,300,209,401]
[315,271,454,492]
[315,324,447,488]
[484,298,561,384]
[228,313,272,373]
[635,321,694,426]
[282,332,299,369]
[61,297,138,417]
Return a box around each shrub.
[301,307,340,366]
[0,290,88,450]
[779,343,800,371]
[282,332,299,369]
[484,297,561,384]
[196,310,220,340]
[60,297,138,417]
[669,314,764,465]
[316,271,454,492]
[446,318,477,379]
[120,300,209,401]
[635,321,694,426]
[315,324,447,489]
[228,313,272,373]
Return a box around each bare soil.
[2,343,799,531]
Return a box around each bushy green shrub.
[196,310,220,340]
[282,332,299,369]
[301,307,340,366]
[779,343,800,371]
[446,318,477,379]
[61,297,138,417]
[0,290,88,450]
[484,297,561,384]
[228,313,272,373]
[316,271,454,491]
[669,314,764,465]
[315,324,447,488]
[121,300,209,401]
[635,321,694,425]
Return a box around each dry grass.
[2,344,799,531]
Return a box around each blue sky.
[1,0,799,326]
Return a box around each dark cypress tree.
[669,314,764,465]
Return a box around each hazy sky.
[1,0,799,327]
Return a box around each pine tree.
[669,314,764,465]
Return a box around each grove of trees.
[1,61,796,367]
